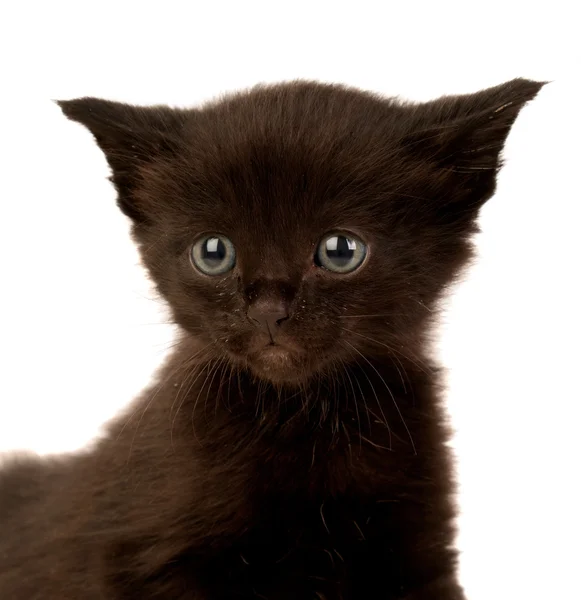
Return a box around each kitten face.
[58,79,544,384]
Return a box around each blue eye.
[315,233,367,274]
[191,235,236,275]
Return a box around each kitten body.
[0,79,544,599]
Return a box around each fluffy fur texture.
[0,79,544,599]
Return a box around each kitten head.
[58,79,544,385]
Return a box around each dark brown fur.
[0,79,545,599]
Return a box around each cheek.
[285,304,350,358]
[165,277,242,337]
[293,315,341,345]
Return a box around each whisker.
[225,363,234,412]
[340,340,393,451]
[169,342,215,446]
[300,380,310,420]
[340,363,362,452]
[414,298,434,313]
[344,340,416,455]
[337,314,394,319]
[344,328,431,376]
[169,342,213,422]
[333,367,343,437]
[359,434,391,451]
[341,421,353,467]
[214,358,230,416]
[320,502,330,534]
[169,365,199,448]
[203,357,226,422]
[255,377,267,421]
[346,331,410,394]
[123,342,212,459]
[188,360,216,444]
[346,362,372,434]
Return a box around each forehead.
[173,84,406,237]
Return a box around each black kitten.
[0,78,544,599]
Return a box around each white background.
[0,2,579,599]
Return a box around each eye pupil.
[191,235,235,275]
[325,236,356,267]
[316,233,367,274]
[202,237,227,264]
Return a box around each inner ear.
[57,98,188,223]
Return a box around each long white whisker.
[340,362,362,452]
[169,342,214,446]
[204,356,226,417]
[341,340,392,451]
[344,340,416,455]
[344,327,430,376]
[124,342,211,459]
[346,362,372,434]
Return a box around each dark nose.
[247,299,289,337]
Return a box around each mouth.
[246,342,304,383]
[221,331,330,385]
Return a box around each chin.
[244,345,304,384]
[221,331,339,386]
[223,344,316,386]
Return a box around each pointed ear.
[57,98,187,223]
[403,78,547,212]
